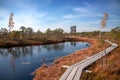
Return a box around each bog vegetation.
[0,26,64,41]
[0,26,65,47]
[0,26,120,48]
[80,26,120,80]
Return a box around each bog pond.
[0,41,90,80]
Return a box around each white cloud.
[61,3,102,20]
[62,14,75,19]
[73,7,102,18]
[13,11,47,31]
[0,9,47,31]
[13,0,53,9]
[0,0,48,31]
[66,20,72,23]
[0,9,9,19]
[0,9,10,28]
[73,7,90,14]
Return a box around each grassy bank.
[0,39,67,48]
[0,27,65,48]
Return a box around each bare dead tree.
[8,13,14,32]
[99,13,109,39]
[100,12,109,67]
[101,13,109,28]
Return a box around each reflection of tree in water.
[21,46,33,57]
[42,43,65,51]
[70,42,77,46]
[0,46,33,58]
[37,46,41,52]
[42,45,52,51]
[7,48,19,57]
[53,43,64,51]
[0,49,8,57]
[0,43,65,58]
[10,55,15,71]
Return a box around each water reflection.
[37,46,41,52]
[42,43,64,51]
[0,42,90,80]
[0,49,7,57]
[0,42,90,58]
[70,42,77,46]
[10,55,15,71]
[0,46,34,58]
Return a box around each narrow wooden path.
[60,40,118,80]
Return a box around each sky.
[0,0,120,32]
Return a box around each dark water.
[0,42,90,80]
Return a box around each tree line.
[74,26,120,43]
[0,26,119,43]
[0,26,65,41]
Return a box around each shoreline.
[33,37,110,80]
[0,39,71,48]
[0,37,91,48]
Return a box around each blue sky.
[0,0,120,32]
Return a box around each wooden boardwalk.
[60,40,118,80]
